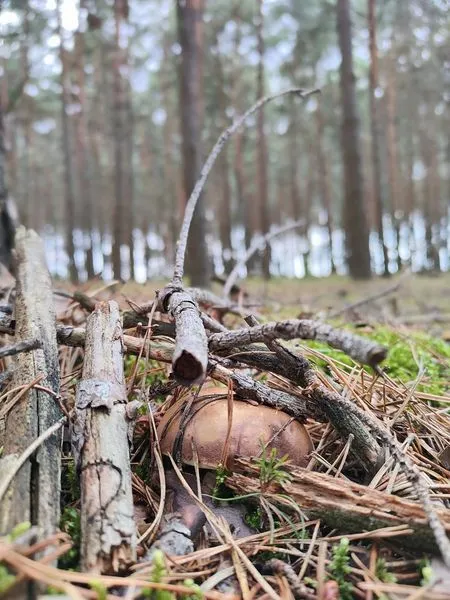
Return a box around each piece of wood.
[159,286,208,385]
[209,318,387,368]
[228,460,450,555]
[72,300,136,573]
[0,227,62,543]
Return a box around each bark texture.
[0,227,62,541]
[72,300,136,573]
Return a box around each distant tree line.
[0,0,448,285]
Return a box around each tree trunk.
[176,0,211,288]
[231,9,252,268]
[385,52,402,271]
[124,44,135,280]
[57,0,78,283]
[112,0,129,280]
[336,0,371,279]
[256,0,271,279]
[0,102,17,272]
[315,101,336,274]
[288,95,302,223]
[74,1,95,280]
[19,3,31,230]
[216,54,232,274]
[368,0,389,276]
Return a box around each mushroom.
[157,391,313,472]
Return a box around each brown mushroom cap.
[157,395,313,471]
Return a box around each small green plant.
[66,459,80,502]
[375,558,396,584]
[255,443,292,488]
[329,537,353,600]
[181,578,203,600]
[212,464,231,498]
[59,507,81,570]
[245,506,263,530]
[8,521,31,542]
[420,558,433,585]
[142,549,174,600]
[89,579,108,600]
[0,564,16,594]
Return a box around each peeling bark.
[0,228,62,544]
[72,300,136,573]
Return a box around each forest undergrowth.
[2,273,450,599]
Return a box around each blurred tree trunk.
[57,0,78,283]
[74,1,95,279]
[256,0,271,279]
[420,131,438,271]
[231,7,251,267]
[288,95,302,223]
[216,53,232,274]
[176,0,211,287]
[124,42,135,280]
[385,53,402,271]
[0,100,17,272]
[112,0,131,280]
[160,36,178,268]
[303,135,316,277]
[20,2,31,229]
[368,0,389,276]
[336,0,371,279]
[90,40,109,271]
[315,101,336,274]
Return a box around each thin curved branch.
[172,87,319,284]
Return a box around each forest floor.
[2,270,450,599]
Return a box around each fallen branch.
[209,319,387,368]
[71,300,136,573]
[228,459,450,556]
[57,325,314,422]
[0,337,41,359]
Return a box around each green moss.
[366,327,450,395]
[293,325,450,396]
